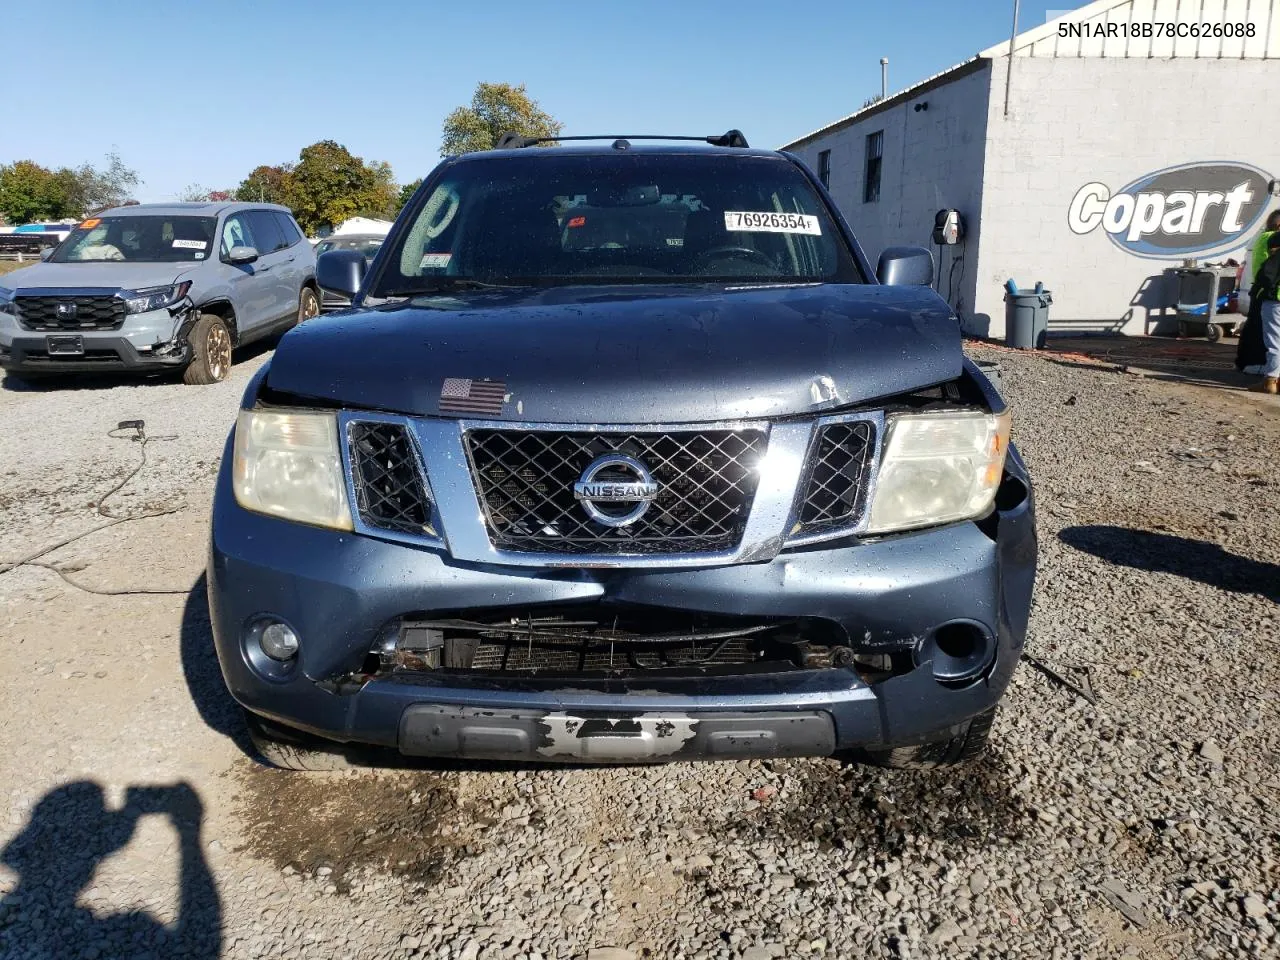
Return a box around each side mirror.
[39,247,56,261]
[876,245,934,286]
[226,245,259,265]
[316,249,368,299]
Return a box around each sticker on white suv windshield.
[420,252,452,269]
[172,239,208,250]
[723,212,821,235]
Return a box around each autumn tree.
[285,141,397,234]
[441,82,561,156]
[235,165,294,205]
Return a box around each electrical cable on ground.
[0,422,190,596]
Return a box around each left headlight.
[233,409,353,530]
[865,410,1011,534]
[122,281,192,314]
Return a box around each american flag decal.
[439,377,507,415]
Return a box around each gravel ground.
[0,343,1277,960]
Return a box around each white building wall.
[973,56,1280,337]
[786,63,993,324]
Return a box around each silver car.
[0,202,318,385]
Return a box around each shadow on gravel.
[180,573,255,758]
[1060,525,1280,603]
[0,780,221,959]
[744,752,1029,860]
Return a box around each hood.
[0,260,194,293]
[265,284,962,423]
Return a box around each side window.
[220,214,256,258]
[817,150,831,189]
[274,212,303,247]
[863,131,883,204]
[246,211,286,253]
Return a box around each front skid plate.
[398,705,836,762]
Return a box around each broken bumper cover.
[0,303,195,373]
[208,437,1036,762]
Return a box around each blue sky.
[3,0,1059,202]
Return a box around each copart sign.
[1068,161,1274,259]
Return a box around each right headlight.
[865,410,1011,534]
[0,286,14,316]
[233,409,353,530]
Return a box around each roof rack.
[492,129,750,150]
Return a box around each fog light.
[260,621,299,661]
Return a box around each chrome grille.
[795,420,876,533]
[348,421,435,536]
[465,428,766,554]
[15,296,126,331]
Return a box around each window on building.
[863,131,883,203]
[817,150,831,189]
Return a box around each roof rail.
[491,129,750,150]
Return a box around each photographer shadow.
[0,780,221,960]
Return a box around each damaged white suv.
[0,202,318,385]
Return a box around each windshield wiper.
[380,278,524,296]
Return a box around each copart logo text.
[1068,161,1272,259]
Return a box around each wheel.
[1204,322,1222,343]
[243,709,354,771]
[1177,319,1189,338]
[297,286,320,325]
[182,313,233,384]
[841,707,996,769]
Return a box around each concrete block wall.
[786,63,993,322]
[974,57,1280,337]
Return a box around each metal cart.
[1171,264,1240,342]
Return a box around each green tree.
[0,161,71,223]
[440,82,561,156]
[286,141,397,234]
[235,164,294,205]
[396,178,423,213]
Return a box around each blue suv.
[208,133,1036,770]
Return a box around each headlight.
[232,409,353,530]
[0,286,14,316]
[865,410,1011,534]
[122,281,192,314]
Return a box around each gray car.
[0,202,318,385]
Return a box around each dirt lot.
[0,344,1276,960]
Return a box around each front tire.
[842,707,996,769]
[297,286,320,325]
[243,710,354,772]
[182,313,233,385]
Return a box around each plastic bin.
[1004,289,1052,350]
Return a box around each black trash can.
[1004,290,1052,349]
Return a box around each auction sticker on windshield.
[173,239,207,250]
[724,212,821,235]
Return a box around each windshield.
[316,236,384,261]
[52,215,217,263]
[369,153,863,295]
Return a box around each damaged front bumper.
[208,432,1037,763]
[0,301,196,373]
